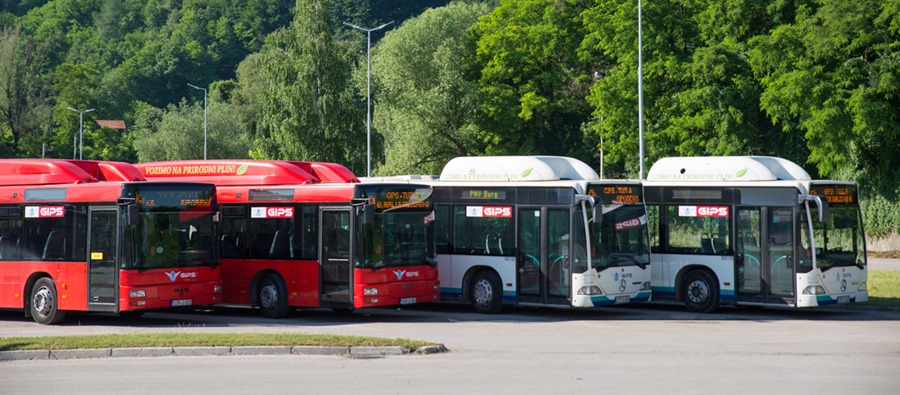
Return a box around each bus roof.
[439,156,599,182]
[135,160,360,186]
[646,156,811,182]
[0,159,146,186]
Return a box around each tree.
[750,0,900,192]
[472,0,593,161]
[0,26,51,157]
[253,0,365,168]
[132,100,251,162]
[369,1,491,175]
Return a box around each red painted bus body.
[135,160,439,317]
[0,159,222,324]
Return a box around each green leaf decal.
[736,168,748,178]
[521,168,533,178]
[237,164,249,175]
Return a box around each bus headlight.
[363,288,379,296]
[214,285,223,293]
[858,282,867,291]
[577,286,602,295]
[640,282,651,291]
[129,290,146,298]
[802,286,826,295]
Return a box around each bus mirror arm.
[576,195,601,224]
[799,195,829,223]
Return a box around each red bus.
[135,160,439,317]
[0,159,222,324]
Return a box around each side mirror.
[126,204,140,226]
[591,197,602,224]
[361,204,375,225]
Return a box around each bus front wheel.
[682,270,719,314]
[470,271,502,314]
[30,277,66,325]
[258,273,289,318]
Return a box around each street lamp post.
[344,20,393,177]
[67,107,95,160]
[637,0,645,180]
[187,83,208,160]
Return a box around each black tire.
[470,270,503,314]
[30,277,66,325]
[257,273,289,318]
[682,270,719,313]
[119,310,146,319]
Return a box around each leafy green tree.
[472,0,592,160]
[132,100,251,161]
[750,0,900,192]
[253,0,364,169]
[369,1,490,175]
[0,26,51,157]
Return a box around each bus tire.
[471,270,502,314]
[682,270,719,313]
[258,273,289,318]
[30,277,66,325]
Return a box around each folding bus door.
[517,207,570,305]
[736,206,794,306]
[88,207,118,311]
[320,208,353,308]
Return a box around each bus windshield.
[361,210,436,269]
[121,183,217,270]
[801,205,866,270]
[590,204,650,271]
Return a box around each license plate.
[615,296,630,304]
[399,297,417,305]
[837,296,850,304]
[171,298,193,307]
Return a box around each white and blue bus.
[643,156,868,312]
[369,156,651,313]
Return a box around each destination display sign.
[460,188,507,200]
[362,186,432,210]
[588,184,642,205]
[129,186,214,209]
[809,184,856,204]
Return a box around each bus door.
[736,207,794,305]
[320,208,353,308]
[87,207,118,311]
[517,207,570,305]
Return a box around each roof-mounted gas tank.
[439,156,599,182]
[646,156,811,182]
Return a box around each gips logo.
[25,206,65,218]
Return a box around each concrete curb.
[0,344,447,361]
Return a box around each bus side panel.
[120,266,222,309]
[354,264,439,307]
[0,261,25,308]
[0,261,88,311]
[651,253,736,304]
[56,261,88,311]
[220,259,319,307]
[281,259,319,307]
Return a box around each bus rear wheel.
[31,277,66,325]
[470,271,502,314]
[258,273,289,318]
[682,270,719,313]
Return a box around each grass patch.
[0,333,433,352]
[866,270,900,307]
